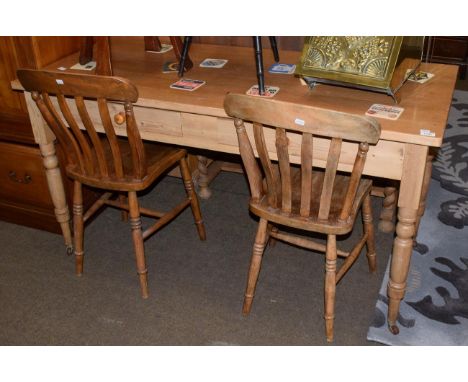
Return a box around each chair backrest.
[224,93,381,222]
[17,69,146,183]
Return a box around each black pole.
[253,36,265,95]
[269,36,280,62]
[178,36,192,77]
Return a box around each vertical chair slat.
[300,132,313,217]
[75,96,109,178]
[124,102,146,179]
[32,93,72,157]
[275,128,291,213]
[234,119,263,202]
[253,122,280,208]
[318,138,342,221]
[56,94,94,175]
[339,142,369,221]
[97,98,124,179]
[41,92,85,173]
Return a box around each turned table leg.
[378,186,398,233]
[413,153,434,253]
[196,155,212,199]
[387,144,428,334]
[387,207,418,334]
[25,92,73,254]
[193,156,240,200]
[39,142,73,252]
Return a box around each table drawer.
[0,141,53,209]
[133,106,183,138]
[107,103,183,138]
[55,97,183,139]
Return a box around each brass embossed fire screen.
[295,36,425,101]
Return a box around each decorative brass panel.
[296,36,425,101]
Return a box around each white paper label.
[420,129,435,137]
[56,79,64,85]
[294,118,305,126]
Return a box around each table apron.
[60,99,406,181]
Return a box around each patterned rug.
[367,89,468,345]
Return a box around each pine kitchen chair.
[224,93,381,342]
[17,69,206,299]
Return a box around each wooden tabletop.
[13,36,459,147]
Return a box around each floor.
[0,171,394,345]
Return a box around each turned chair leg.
[73,180,84,276]
[179,156,206,241]
[362,193,377,273]
[325,234,337,342]
[243,218,269,315]
[128,191,149,299]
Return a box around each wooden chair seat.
[17,69,206,299]
[67,138,186,191]
[250,171,373,235]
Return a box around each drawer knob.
[114,112,126,125]
[8,171,32,184]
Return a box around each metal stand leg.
[269,36,280,62]
[178,36,192,77]
[253,36,265,95]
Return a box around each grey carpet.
[0,171,393,345]
[368,179,468,345]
